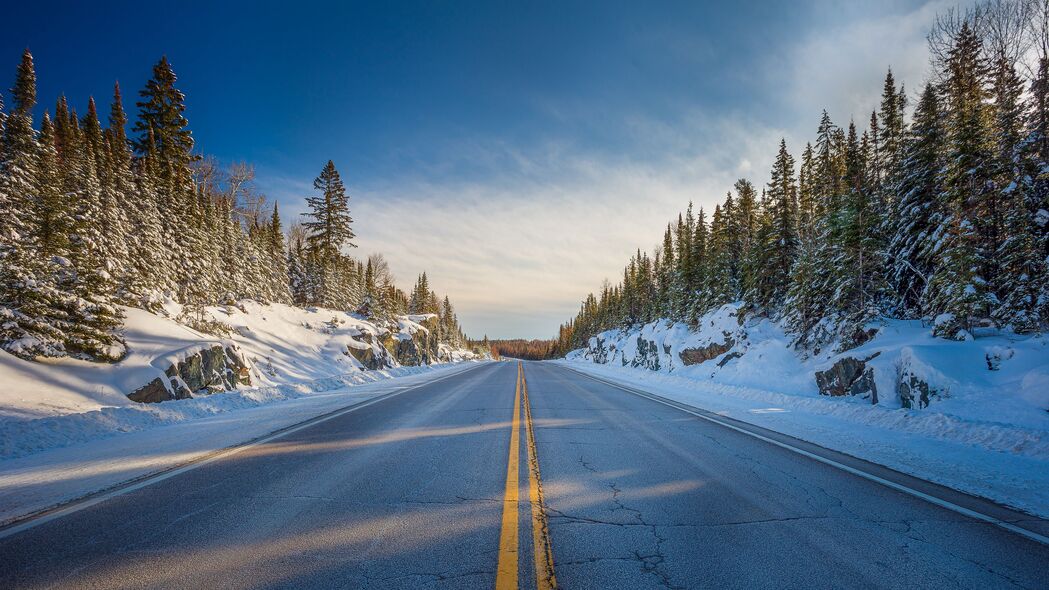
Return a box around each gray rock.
[815,355,879,404]
[128,378,173,403]
[896,367,946,410]
[347,338,396,370]
[679,338,734,366]
[631,337,661,371]
[129,345,252,403]
[717,351,743,368]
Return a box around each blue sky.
[3,0,947,338]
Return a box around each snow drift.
[563,303,1049,515]
[0,300,480,459]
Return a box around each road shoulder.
[555,360,1049,539]
[0,362,489,529]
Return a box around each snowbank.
[562,304,1049,516]
[0,362,483,525]
[0,301,481,459]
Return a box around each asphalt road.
[1,361,1046,589]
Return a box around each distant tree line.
[556,0,1049,356]
[0,52,467,361]
[488,339,559,361]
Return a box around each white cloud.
[259,1,945,340]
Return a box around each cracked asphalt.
[1,360,1047,589]
[524,362,1049,589]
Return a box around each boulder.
[815,354,879,403]
[586,337,612,364]
[896,367,947,410]
[129,344,252,404]
[631,337,661,371]
[346,332,397,370]
[679,337,734,366]
[128,377,173,403]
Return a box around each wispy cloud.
[259,1,944,339]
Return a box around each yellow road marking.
[495,363,523,590]
[522,365,558,590]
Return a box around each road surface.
[0,361,1046,589]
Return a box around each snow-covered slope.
[569,303,1049,424]
[0,300,481,459]
[562,304,1049,514]
[0,300,476,420]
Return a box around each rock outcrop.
[584,336,614,365]
[679,337,734,366]
[895,364,947,410]
[345,315,444,370]
[128,345,252,404]
[345,331,397,370]
[815,354,879,403]
[630,337,662,371]
[391,316,442,366]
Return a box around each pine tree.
[657,224,674,319]
[733,179,760,300]
[705,202,733,308]
[303,160,355,308]
[798,142,817,240]
[0,51,70,358]
[927,23,997,339]
[887,83,946,316]
[108,83,167,303]
[132,57,195,169]
[877,69,907,184]
[758,139,799,311]
[687,207,708,322]
[1027,57,1049,327]
[831,121,886,344]
[991,52,1042,331]
[266,203,291,304]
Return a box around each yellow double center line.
[495,362,557,590]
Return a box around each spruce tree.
[887,83,946,316]
[759,140,799,311]
[927,23,997,338]
[0,51,69,358]
[992,53,1042,331]
[705,203,733,308]
[1027,57,1049,327]
[132,57,195,169]
[303,160,354,308]
[108,82,167,303]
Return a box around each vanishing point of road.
[1,361,1047,589]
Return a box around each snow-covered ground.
[561,304,1049,517]
[0,300,484,523]
[0,300,463,421]
[0,362,481,525]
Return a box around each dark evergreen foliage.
[0,51,469,361]
[554,7,1049,355]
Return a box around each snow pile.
[563,303,1049,514]
[568,303,1049,425]
[0,300,480,458]
[0,365,452,461]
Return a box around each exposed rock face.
[127,345,252,404]
[896,367,947,410]
[815,354,879,403]
[390,318,441,366]
[717,351,743,367]
[586,337,613,364]
[631,337,661,371]
[346,331,397,370]
[128,378,177,404]
[346,316,444,370]
[679,337,734,366]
